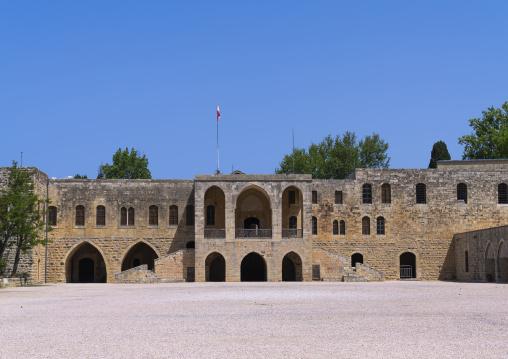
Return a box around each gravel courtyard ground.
[1,281,508,358]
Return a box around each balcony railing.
[235,228,272,239]
[204,228,226,238]
[282,228,303,238]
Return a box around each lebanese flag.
[217,104,220,121]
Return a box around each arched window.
[48,206,57,226]
[381,183,391,204]
[128,207,135,226]
[416,183,426,204]
[289,216,297,229]
[457,183,467,203]
[362,184,372,204]
[376,216,385,235]
[498,183,508,204]
[149,205,158,225]
[362,216,370,235]
[96,205,105,226]
[206,205,215,226]
[340,220,345,235]
[186,205,195,226]
[333,220,338,235]
[121,207,127,226]
[75,205,85,226]
[169,205,178,225]
[312,216,318,235]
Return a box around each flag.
[217,104,220,121]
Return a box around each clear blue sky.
[1,1,507,179]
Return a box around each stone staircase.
[114,264,163,284]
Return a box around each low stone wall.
[114,265,161,284]
[154,249,195,282]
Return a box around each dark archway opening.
[485,243,495,282]
[244,217,260,229]
[66,242,107,283]
[400,252,416,279]
[186,240,195,249]
[205,252,226,282]
[282,252,302,281]
[78,258,94,283]
[121,242,158,271]
[351,253,363,267]
[241,252,267,281]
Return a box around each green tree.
[0,162,51,275]
[275,131,390,179]
[74,174,87,179]
[428,141,451,168]
[458,101,508,159]
[100,148,152,179]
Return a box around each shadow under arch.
[64,240,108,283]
[282,251,302,281]
[281,185,304,238]
[121,240,160,271]
[241,252,267,282]
[235,185,273,234]
[204,185,226,232]
[485,242,495,282]
[205,252,226,282]
[497,240,508,282]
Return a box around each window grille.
[333,220,338,235]
[169,205,178,225]
[376,216,385,235]
[48,206,57,226]
[149,205,158,225]
[96,205,105,226]
[499,183,508,204]
[312,191,318,204]
[340,220,345,235]
[186,205,195,226]
[121,207,127,226]
[416,183,426,204]
[335,191,343,204]
[362,216,370,235]
[206,205,215,226]
[362,184,372,204]
[312,216,317,235]
[457,183,467,203]
[289,216,297,229]
[128,207,135,226]
[75,205,85,226]
[381,184,391,204]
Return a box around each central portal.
[241,252,267,281]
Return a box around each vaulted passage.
[66,242,107,283]
[399,252,416,279]
[241,252,267,282]
[206,252,226,282]
[351,253,363,267]
[485,243,495,282]
[121,242,158,271]
[282,252,302,281]
[498,242,508,282]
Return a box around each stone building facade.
[2,159,508,283]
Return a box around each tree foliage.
[74,174,87,179]
[428,141,451,168]
[100,148,152,179]
[458,101,508,159]
[275,132,390,179]
[0,162,51,275]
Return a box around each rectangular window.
[289,190,296,205]
[335,191,343,204]
[312,265,320,281]
[312,191,318,204]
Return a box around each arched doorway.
[485,242,495,282]
[351,253,363,267]
[281,186,303,238]
[282,252,302,281]
[399,252,416,279]
[498,242,508,282]
[121,242,159,271]
[205,252,226,282]
[241,252,267,281]
[65,242,107,283]
[235,186,272,238]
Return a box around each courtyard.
[1,281,507,358]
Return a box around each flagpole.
[217,117,219,174]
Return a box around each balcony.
[235,228,272,239]
[282,228,303,238]
[204,228,226,238]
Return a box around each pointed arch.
[282,251,302,281]
[485,242,495,282]
[241,252,267,281]
[205,252,226,282]
[120,240,160,271]
[64,240,108,283]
